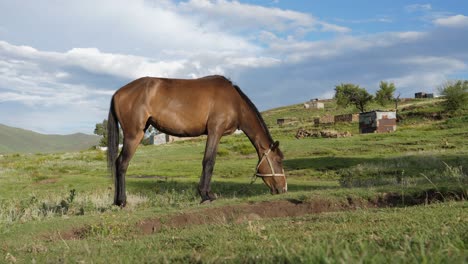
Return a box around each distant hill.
[0,124,100,154]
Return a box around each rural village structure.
[149,133,171,145]
[277,118,298,126]
[304,98,325,109]
[334,113,359,123]
[313,115,334,125]
[415,92,434,99]
[149,130,244,145]
[359,111,397,134]
[277,103,397,135]
[309,99,324,109]
[148,133,196,145]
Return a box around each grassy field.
[0,98,467,263]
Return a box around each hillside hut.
[415,92,434,99]
[314,115,334,125]
[334,113,359,123]
[277,118,297,126]
[415,92,425,98]
[149,133,170,145]
[149,133,198,145]
[359,111,397,133]
[309,99,324,109]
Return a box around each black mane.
[231,84,274,144]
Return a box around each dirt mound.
[60,189,465,240]
[138,188,463,235]
[139,198,354,235]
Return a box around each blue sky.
[0,0,467,134]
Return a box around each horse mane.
[217,76,274,145]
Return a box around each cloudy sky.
[0,0,467,134]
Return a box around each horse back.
[113,76,243,137]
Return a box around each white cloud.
[265,31,427,63]
[0,40,279,81]
[390,74,446,94]
[179,0,350,33]
[433,15,468,27]
[405,4,432,12]
[0,45,115,110]
[388,56,466,91]
[334,17,393,24]
[318,22,350,33]
[226,56,280,68]
[0,0,257,55]
[64,48,187,78]
[399,56,466,70]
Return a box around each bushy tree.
[94,120,108,147]
[439,80,468,113]
[375,81,396,106]
[94,119,123,147]
[334,83,373,112]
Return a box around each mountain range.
[0,124,100,154]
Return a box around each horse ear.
[271,141,280,150]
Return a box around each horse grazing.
[107,75,286,206]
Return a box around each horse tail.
[107,96,119,179]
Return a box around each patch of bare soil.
[34,178,59,185]
[140,189,464,235]
[139,198,350,235]
[61,189,465,240]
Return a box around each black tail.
[107,96,119,179]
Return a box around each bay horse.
[107,75,287,206]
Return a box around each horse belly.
[150,107,208,137]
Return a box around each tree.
[94,119,123,147]
[375,81,396,106]
[439,80,468,113]
[334,83,373,112]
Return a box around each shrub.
[375,81,396,106]
[439,80,468,113]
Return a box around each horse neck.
[239,106,273,158]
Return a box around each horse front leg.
[198,131,222,203]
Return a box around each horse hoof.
[200,199,212,204]
[207,192,218,201]
[114,200,127,207]
[199,191,217,203]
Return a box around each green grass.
[1,201,466,263]
[0,98,467,263]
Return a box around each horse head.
[256,141,287,194]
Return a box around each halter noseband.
[251,148,285,183]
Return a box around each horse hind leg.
[114,130,145,206]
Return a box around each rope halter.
[251,148,286,184]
